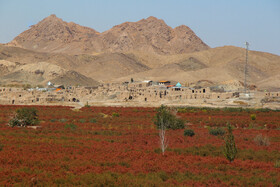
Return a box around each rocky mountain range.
[1,15,280,91]
[8,14,209,55]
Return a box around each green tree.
[223,123,237,162]
[154,105,185,155]
[154,105,184,130]
[155,105,169,155]
[9,108,39,127]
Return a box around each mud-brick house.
[140,85,169,102]
[168,86,211,100]
[128,80,152,89]
[209,92,234,99]
[264,92,280,97]
[117,90,130,101]
[117,81,153,101]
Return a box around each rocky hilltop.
[8,15,209,55]
[8,14,100,54]
[1,15,280,90]
[100,16,209,54]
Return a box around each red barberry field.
[0,105,279,186]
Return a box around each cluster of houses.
[0,80,279,105]
[116,80,236,102]
[0,82,94,105]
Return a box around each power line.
[244,42,249,94]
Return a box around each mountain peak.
[41,14,63,23]
[146,16,160,21]
[175,25,191,30]
[8,15,209,55]
[143,16,166,25]
[8,14,99,53]
[48,14,57,18]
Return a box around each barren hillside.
[0,46,100,86]
[1,44,279,90]
[8,15,209,55]
[100,16,209,54]
[116,46,280,90]
[8,14,101,54]
[1,15,279,90]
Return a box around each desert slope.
[0,60,99,86]
[8,15,209,55]
[0,44,150,85]
[1,15,280,90]
[1,43,279,90]
[117,46,280,90]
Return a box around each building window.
[203,89,206,93]
[192,90,194,93]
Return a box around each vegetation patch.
[0,105,279,186]
[64,123,77,130]
[8,107,39,127]
[184,129,195,137]
[208,127,225,136]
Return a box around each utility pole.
[244,42,249,94]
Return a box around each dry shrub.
[254,134,270,146]
[233,101,248,105]
[275,160,280,168]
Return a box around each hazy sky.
[0,0,279,55]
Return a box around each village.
[0,79,279,109]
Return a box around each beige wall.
[1,82,279,105]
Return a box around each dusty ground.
[8,96,279,110]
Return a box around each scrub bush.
[184,129,195,137]
[8,107,39,127]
